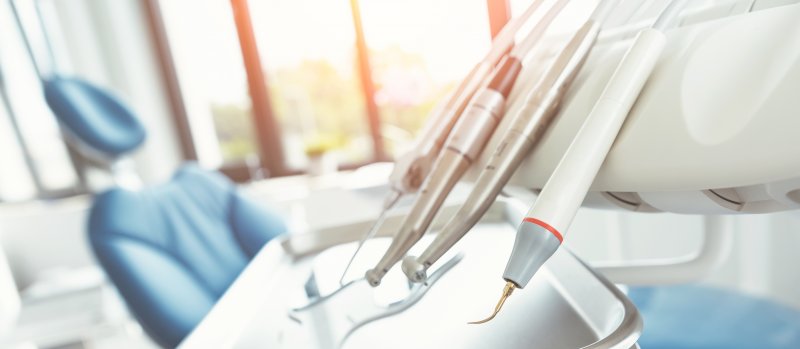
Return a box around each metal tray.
[180,198,641,349]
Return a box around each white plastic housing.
[470,4,800,214]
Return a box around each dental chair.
[44,76,287,347]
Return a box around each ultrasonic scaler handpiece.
[494,0,687,323]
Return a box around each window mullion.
[229,0,287,177]
[349,0,387,162]
[142,0,198,161]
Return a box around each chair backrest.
[43,76,146,159]
[89,165,286,347]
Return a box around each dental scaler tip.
[469,281,516,324]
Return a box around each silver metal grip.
[445,89,505,161]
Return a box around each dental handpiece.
[338,0,549,285]
[365,0,569,288]
[475,0,686,324]
[403,0,620,284]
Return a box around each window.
[158,0,257,168]
[359,0,491,156]
[149,0,507,180]
[248,0,373,169]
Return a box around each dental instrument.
[337,0,551,285]
[473,0,687,324]
[403,0,620,284]
[365,0,570,287]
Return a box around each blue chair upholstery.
[629,285,800,349]
[43,76,146,157]
[89,165,286,347]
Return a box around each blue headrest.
[43,77,146,157]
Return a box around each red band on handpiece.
[522,217,564,242]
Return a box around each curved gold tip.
[468,281,516,324]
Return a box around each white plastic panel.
[469,4,800,214]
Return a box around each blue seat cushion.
[44,76,146,157]
[629,285,800,349]
[89,165,286,347]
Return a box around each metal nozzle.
[401,255,427,283]
[365,268,384,287]
[469,281,516,324]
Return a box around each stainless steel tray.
[180,199,641,349]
